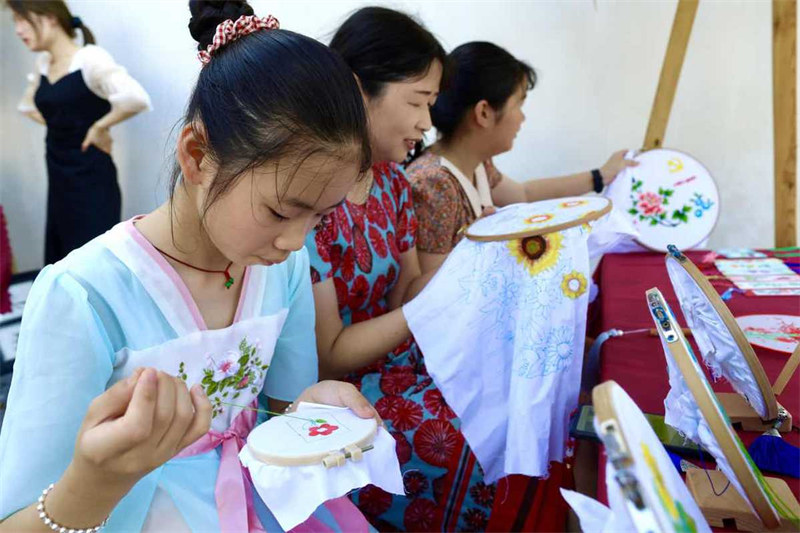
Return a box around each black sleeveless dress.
[34,68,121,264]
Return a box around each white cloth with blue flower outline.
[404,207,597,482]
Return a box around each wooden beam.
[643,0,699,150]
[773,0,797,247]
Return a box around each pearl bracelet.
[36,483,109,533]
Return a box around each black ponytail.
[432,42,536,141]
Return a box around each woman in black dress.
[11,1,150,265]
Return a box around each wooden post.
[643,0,699,150]
[773,0,797,247]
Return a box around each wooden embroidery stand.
[685,469,800,532]
[665,248,798,433]
[648,287,799,531]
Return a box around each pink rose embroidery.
[637,191,664,216]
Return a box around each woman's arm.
[80,46,152,154]
[386,246,437,308]
[80,107,141,154]
[491,150,638,207]
[313,278,411,379]
[18,73,44,125]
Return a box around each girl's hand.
[81,124,113,155]
[599,149,639,185]
[70,368,212,488]
[293,380,382,423]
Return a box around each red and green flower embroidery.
[628,178,714,227]
[178,337,269,418]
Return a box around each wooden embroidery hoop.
[246,406,377,468]
[665,247,796,432]
[594,380,689,533]
[464,197,612,242]
[647,288,798,531]
[610,148,720,252]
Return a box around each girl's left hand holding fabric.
[293,380,382,424]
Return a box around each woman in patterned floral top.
[406,42,637,274]
[306,9,573,533]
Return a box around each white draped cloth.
[404,213,595,482]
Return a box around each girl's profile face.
[364,59,443,163]
[198,152,361,267]
[13,12,54,52]
[489,81,527,156]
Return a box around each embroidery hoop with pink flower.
[606,148,719,252]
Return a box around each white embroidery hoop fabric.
[563,382,710,533]
[586,204,640,271]
[606,148,719,252]
[465,197,611,241]
[240,403,404,530]
[405,204,600,482]
[665,251,776,420]
[647,289,779,526]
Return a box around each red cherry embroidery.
[308,423,339,437]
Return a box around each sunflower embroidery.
[561,271,588,299]
[524,213,554,225]
[507,232,562,276]
[559,200,587,208]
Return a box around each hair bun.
[188,0,255,51]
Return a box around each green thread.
[218,401,320,424]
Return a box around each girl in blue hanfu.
[0,1,380,531]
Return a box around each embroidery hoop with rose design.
[246,405,377,468]
[606,148,719,252]
[593,380,709,533]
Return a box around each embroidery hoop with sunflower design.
[246,405,378,468]
[464,196,612,242]
[646,288,799,531]
[593,380,709,533]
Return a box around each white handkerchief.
[560,489,619,532]
[240,403,404,530]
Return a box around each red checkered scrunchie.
[198,14,280,65]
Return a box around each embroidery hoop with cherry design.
[246,405,377,468]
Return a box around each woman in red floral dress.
[307,8,573,532]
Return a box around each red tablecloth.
[591,251,800,513]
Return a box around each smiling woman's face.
[364,59,443,163]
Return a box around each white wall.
[1,0,797,272]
